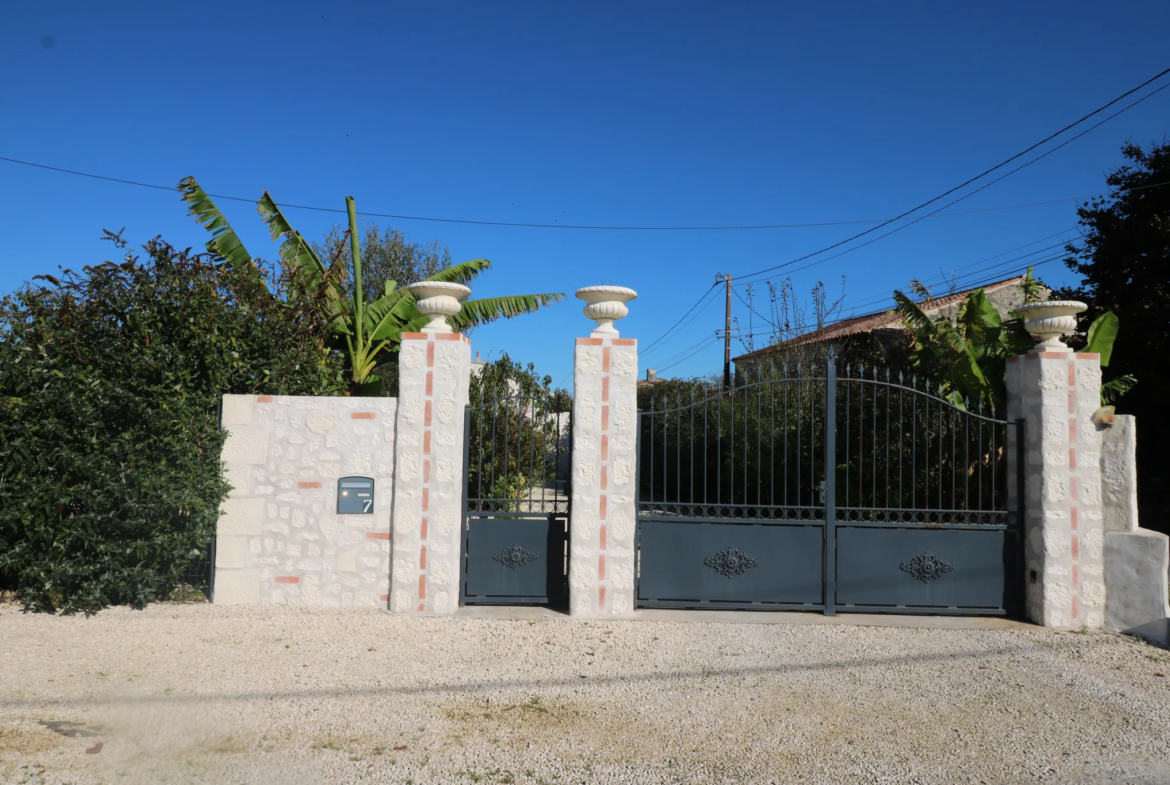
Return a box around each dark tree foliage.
[1056,140,1170,534]
[0,237,346,613]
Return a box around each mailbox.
[338,477,374,514]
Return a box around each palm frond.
[1101,374,1137,405]
[424,259,492,286]
[178,176,253,269]
[448,293,565,331]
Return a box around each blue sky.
[2,1,1168,388]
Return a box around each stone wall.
[214,394,397,607]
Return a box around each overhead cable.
[731,67,1170,282]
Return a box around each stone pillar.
[389,283,472,615]
[569,286,639,617]
[1102,414,1139,533]
[1008,301,1105,628]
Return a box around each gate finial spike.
[885,367,890,381]
[898,369,903,383]
[989,399,996,416]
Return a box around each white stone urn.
[407,281,472,333]
[575,286,637,337]
[1014,301,1087,352]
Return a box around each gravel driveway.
[1,604,1169,785]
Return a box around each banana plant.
[179,177,565,395]
[895,272,1133,410]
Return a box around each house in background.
[733,274,1047,373]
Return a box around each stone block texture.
[214,394,397,607]
[1104,530,1170,647]
[389,333,471,615]
[569,336,638,617]
[1006,352,1104,628]
[1102,414,1139,533]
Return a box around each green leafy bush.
[465,354,570,510]
[0,236,345,613]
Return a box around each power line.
[0,160,1162,234]
[658,337,721,373]
[652,333,720,369]
[733,257,1066,353]
[731,66,1170,283]
[732,224,1073,295]
[736,82,1170,287]
[641,284,720,356]
[732,287,776,329]
[837,239,1073,314]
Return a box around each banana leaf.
[449,293,566,331]
[1085,312,1119,366]
[423,259,493,285]
[177,177,254,270]
[257,192,328,286]
[957,289,1001,360]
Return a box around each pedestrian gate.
[460,388,571,606]
[635,352,1023,615]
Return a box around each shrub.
[0,236,346,613]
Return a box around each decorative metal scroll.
[493,546,539,570]
[704,548,759,578]
[899,552,954,583]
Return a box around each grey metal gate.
[459,389,571,606]
[635,351,1023,616]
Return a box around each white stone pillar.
[1008,301,1105,627]
[570,287,639,617]
[389,284,472,615]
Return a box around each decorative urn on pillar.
[1014,301,1087,352]
[575,286,638,337]
[406,282,472,333]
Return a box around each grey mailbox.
[338,477,374,514]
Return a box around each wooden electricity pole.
[720,273,732,389]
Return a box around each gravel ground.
[1,605,1169,785]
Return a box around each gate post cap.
[1014,301,1087,353]
[575,286,637,337]
[407,281,472,333]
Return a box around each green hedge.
[0,238,346,613]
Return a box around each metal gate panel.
[463,514,567,605]
[835,526,1016,611]
[460,390,571,607]
[637,520,823,608]
[634,351,1025,617]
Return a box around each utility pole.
[718,273,733,389]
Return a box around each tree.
[1056,140,1170,533]
[0,236,346,613]
[311,222,450,301]
[179,178,565,396]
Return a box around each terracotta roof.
[733,274,1028,363]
